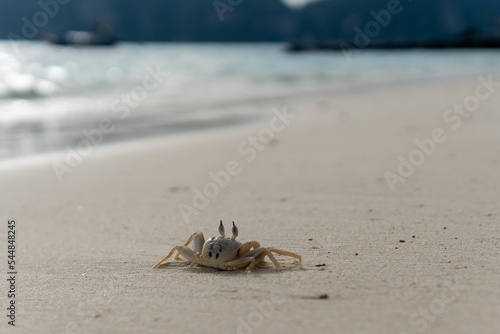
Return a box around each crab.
[153,221,301,273]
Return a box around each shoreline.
[2,68,498,170]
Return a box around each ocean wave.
[0,83,58,100]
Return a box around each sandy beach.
[1,77,499,334]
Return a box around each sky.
[281,0,322,8]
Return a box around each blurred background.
[2,0,500,42]
[1,0,500,160]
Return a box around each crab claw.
[231,221,238,240]
[219,220,225,238]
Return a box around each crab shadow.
[154,260,303,275]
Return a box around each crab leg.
[153,246,178,269]
[261,248,281,270]
[245,240,261,249]
[235,247,282,272]
[153,246,197,269]
[191,232,205,255]
[237,240,261,258]
[225,257,256,274]
[243,258,257,274]
[174,232,198,260]
[267,247,302,266]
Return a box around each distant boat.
[43,23,117,46]
[285,28,500,52]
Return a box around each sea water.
[1,41,499,160]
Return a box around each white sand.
[1,78,499,333]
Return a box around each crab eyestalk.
[231,221,238,240]
[219,220,225,238]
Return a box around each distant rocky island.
[1,0,499,43]
[286,28,500,52]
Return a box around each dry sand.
[1,78,499,334]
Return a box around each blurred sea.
[1,41,499,160]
